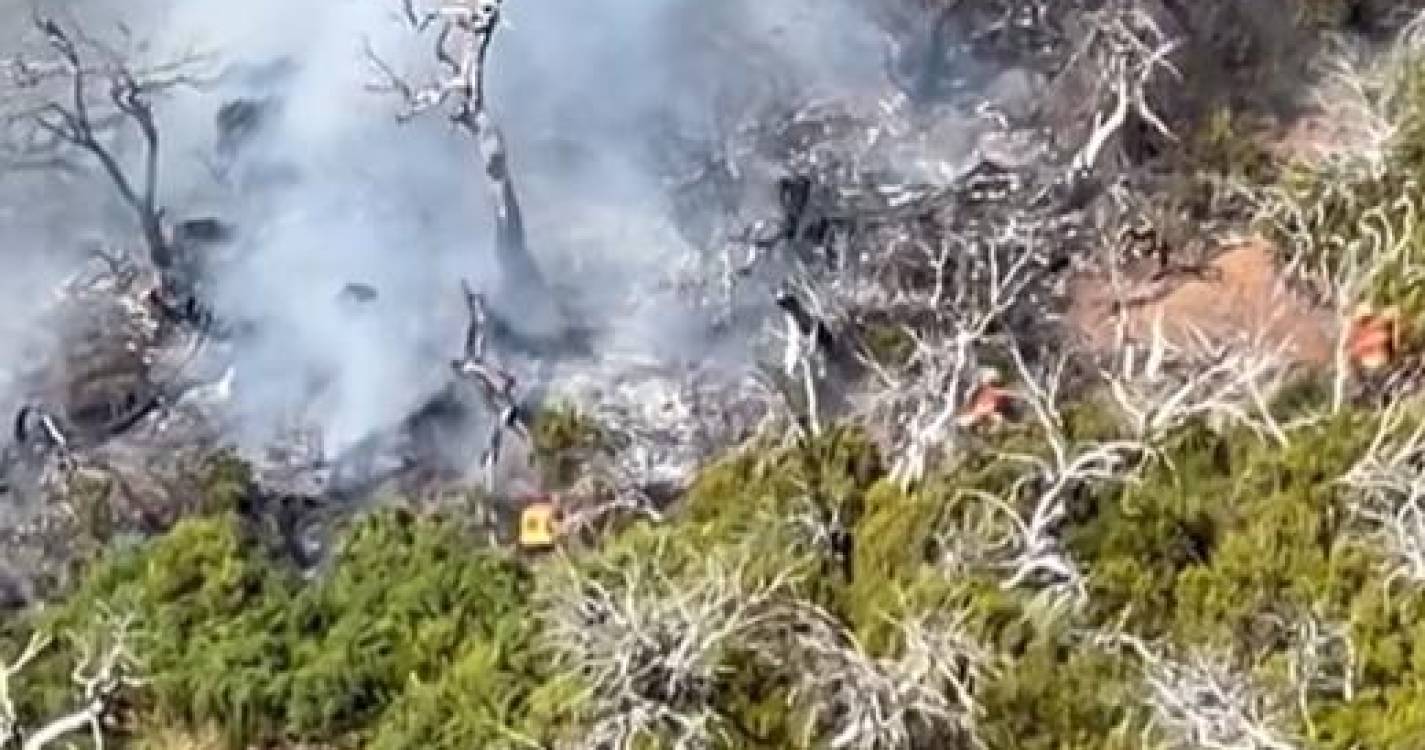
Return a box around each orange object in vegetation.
[519,497,560,550]
[957,369,1013,429]
[1347,305,1400,373]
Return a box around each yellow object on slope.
[519,502,559,549]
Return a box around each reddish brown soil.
[1066,238,1337,366]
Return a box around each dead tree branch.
[367,0,553,314]
[1070,3,1183,173]
[1094,631,1298,750]
[1,14,212,273]
[984,345,1146,609]
[1142,651,1298,749]
[0,633,50,748]
[0,611,145,750]
[451,279,528,489]
[1244,131,1422,412]
[541,555,797,749]
[554,361,771,510]
[789,607,996,749]
[771,278,841,436]
[1339,404,1425,605]
[1255,610,1355,737]
[1100,319,1295,452]
[855,223,1041,488]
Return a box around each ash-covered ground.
[0,0,1416,603]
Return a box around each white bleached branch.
[541,555,797,749]
[1094,632,1298,750]
[789,607,995,750]
[984,345,1146,608]
[1101,320,1294,452]
[1071,4,1183,172]
[0,611,145,750]
[1339,404,1425,604]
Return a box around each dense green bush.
[7,510,535,748]
[10,401,1425,748]
[531,405,612,487]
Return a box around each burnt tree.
[0,14,213,299]
[367,0,557,334]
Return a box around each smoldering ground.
[0,0,905,485]
[0,0,1379,608]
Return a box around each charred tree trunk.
[470,113,557,329]
[370,0,557,334]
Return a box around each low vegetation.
[0,400,1423,748]
[9,3,1425,750]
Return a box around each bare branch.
[0,632,53,748]
[1099,319,1295,451]
[853,223,1043,488]
[974,345,1146,608]
[0,610,145,750]
[1,15,214,272]
[1094,632,1298,750]
[541,554,797,749]
[1255,610,1355,737]
[789,606,996,749]
[367,0,553,319]
[1070,4,1183,173]
[1339,405,1425,604]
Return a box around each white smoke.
[1,0,895,458]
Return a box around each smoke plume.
[1,0,898,463]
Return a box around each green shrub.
[28,510,535,748]
[531,405,612,487]
[16,397,1425,749]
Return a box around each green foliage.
[977,639,1141,750]
[1268,159,1425,315]
[1251,51,1425,319]
[26,510,535,748]
[1189,106,1278,182]
[531,404,611,487]
[20,396,1425,750]
[133,725,226,750]
[505,428,889,748]
[1381,51,1425,172]
[843,480,939,632]
[1075,416,1373,634]
[1315,588,1425,748]
[682,426,880,566]
[194,449,255,516]
[367,621,543,750]
[860,321,915,365]
[1060,411,1425,747]
[16,8,1425,750]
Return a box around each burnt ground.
[1,0,1420,612]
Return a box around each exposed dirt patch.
[1066,238,1337,366]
